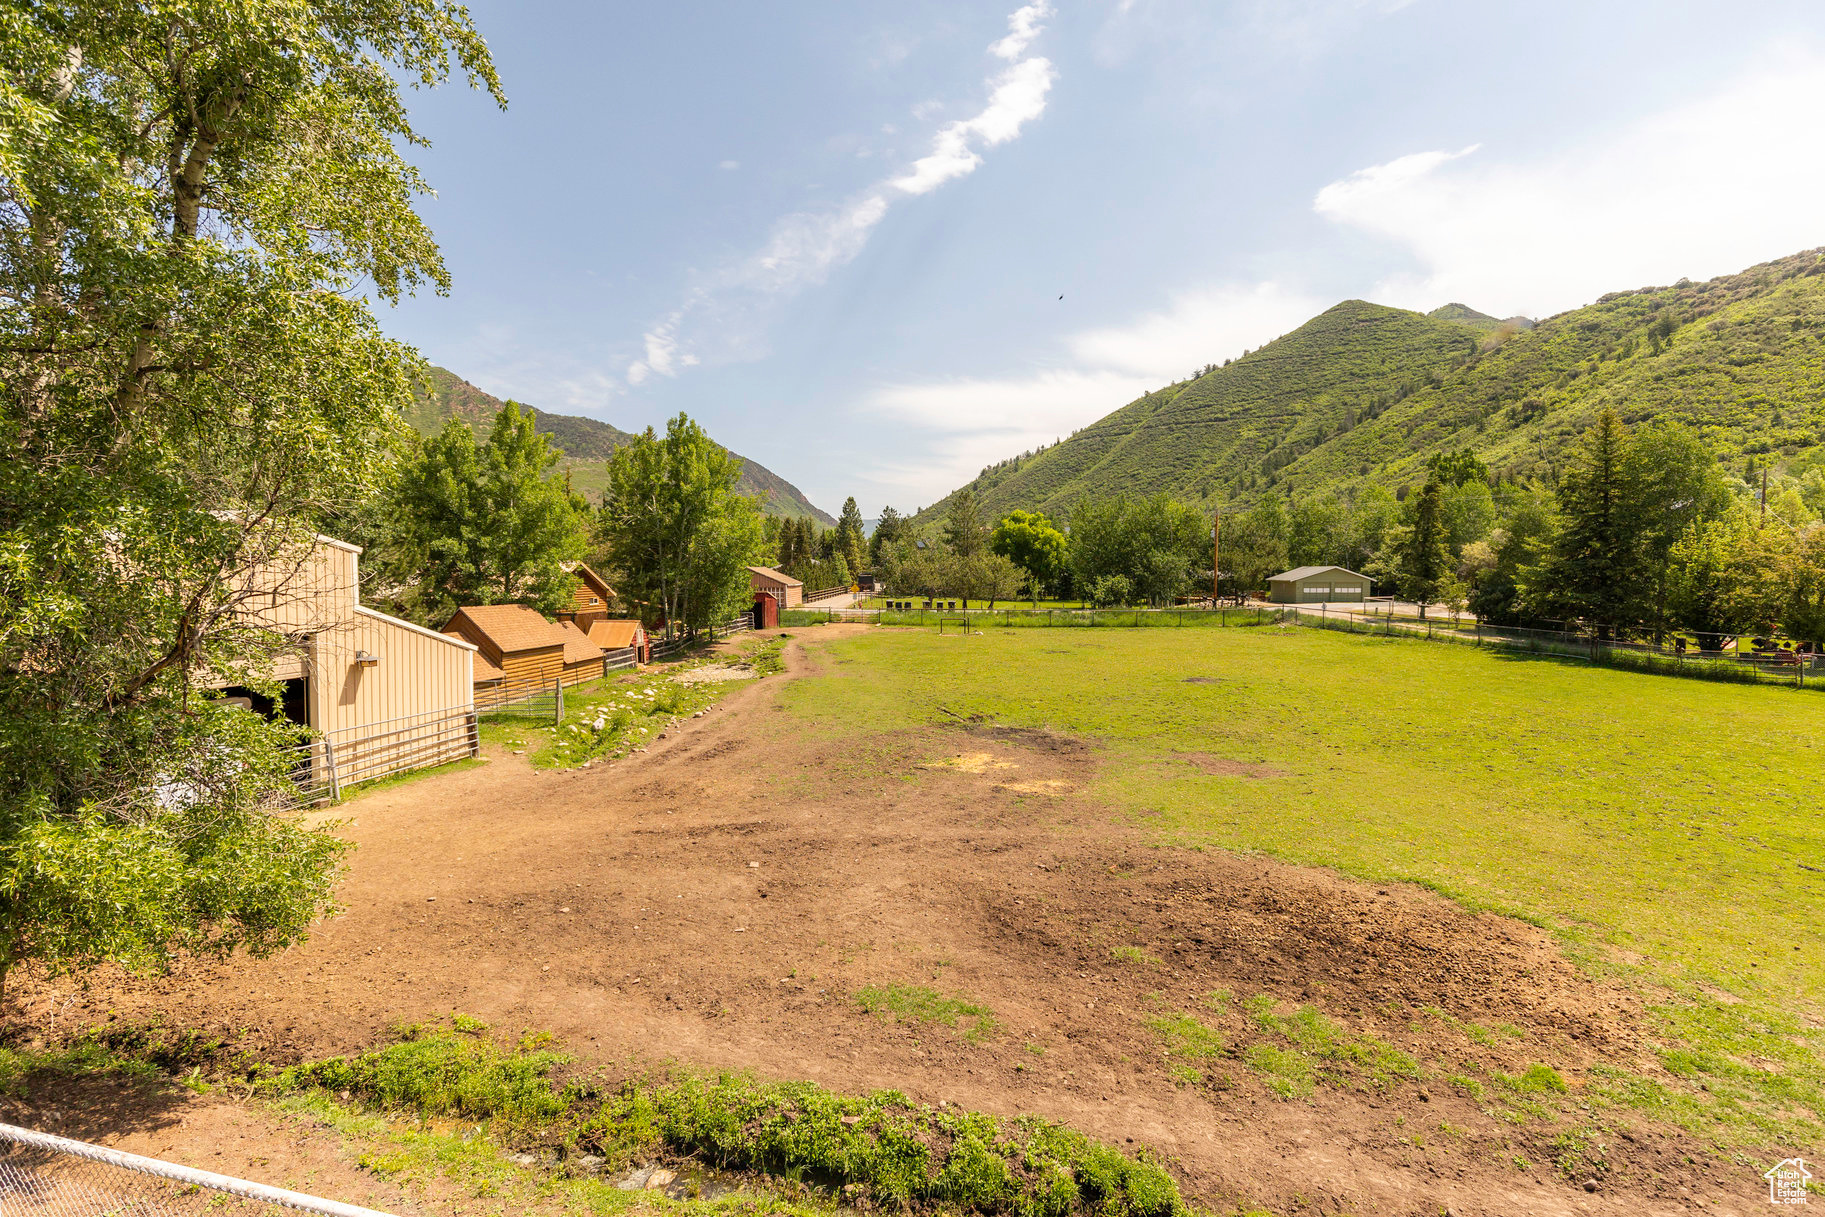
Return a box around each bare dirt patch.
[1171,750,1287,779]
[8,629,1758,1216]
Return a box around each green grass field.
[786,625,1824,1014]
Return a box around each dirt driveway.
[15,628,1754,1216]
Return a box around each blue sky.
[386,0,1825,517]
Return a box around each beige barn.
[234,534,479,798]
[747,565,804,608]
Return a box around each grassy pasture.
[784,626,1825,1016]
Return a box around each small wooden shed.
[747,564,804,608]
[442,604,568,691]
[1266,565,1372,604]
[583,617,649,664]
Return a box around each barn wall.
[561,659,604,686]
[308,607,477,787]
[499,647,564,688]
[248,537,360,635]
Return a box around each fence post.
[323,736,341,803]
[466,712,480,758]
[554,677,563,725]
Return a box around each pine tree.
[836,497,867,575]
[1525,409,1644,636]
[944,489,986,558]
[1397,479,1451,618]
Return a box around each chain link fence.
[0,1123,394,1216]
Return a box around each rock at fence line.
[840,1114,862,1127]
[646,1169,677,1190]
[509,1153,538,1166]
[617,1167,653,1190]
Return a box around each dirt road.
[13,628,1753,1215]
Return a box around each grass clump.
[1241,994,1421,1096]
[1244,1045,1315,1099]
[1110,946,1161,966]
[748,636,789,676]
[271,1023,576,1130]
[597,1073,1186,1217]
[1495,1063,1568,1095]
[1145,1013,1223,1061]
[856,983,999,1042]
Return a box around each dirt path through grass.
[14,627,1798,1216]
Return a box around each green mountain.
[1427,302,1535,333]
[407,367,834,525]
[920,249,1825,523]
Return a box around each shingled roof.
[557,619,605,664]
[442,603,568,657]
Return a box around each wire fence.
[0,1122,395,1216]
[787,600,1824,691]
[649,614,753,661]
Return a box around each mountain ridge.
[407,368,835,525]
[916,249,1825,525]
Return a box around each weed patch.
[256,1024,1185,1217]
[856,984,998,1042]
[1241,995,1421,1096]
[1145,1013,1223,1061]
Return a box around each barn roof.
[587,618,646,650]
[746,564,803,587]
[443,603,568,655]
[557,619,606,664]
[1268,565,1369,582]
[561,561,616,601]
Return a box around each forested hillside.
[920,250,1825,523]
[409,367,834,524]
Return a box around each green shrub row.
[273,1027,1186,1217]
[597,1075,1184,1217]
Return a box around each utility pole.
[1211,515,1221,606]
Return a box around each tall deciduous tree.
[395,403,588,621]
[1067,494,1207,606]
[1222,495,1290,595]
[598,415,763,637]
[989,510,1067,601]
[0,1,500,1001]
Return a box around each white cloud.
[719,159,740,171]
[745,194,891,294]
[862,282,1325,500]
[1070,283,1327,376]
[623,4,1057,385]
[990,1,1054,60]
[1313,54,1825,317]
[626,313,699,385]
